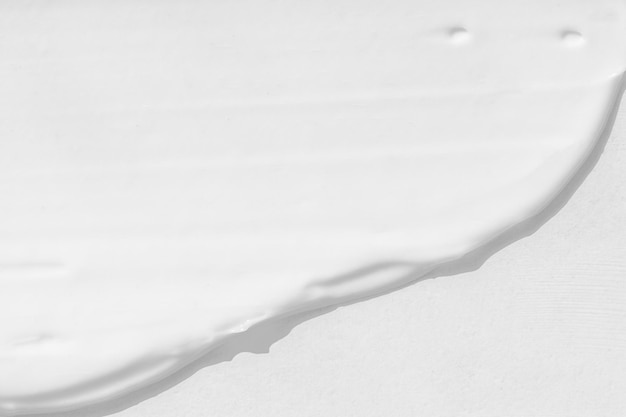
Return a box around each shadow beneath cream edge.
[30,82,625,417]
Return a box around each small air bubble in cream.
[447,26,472,45]
[560,29,585,47]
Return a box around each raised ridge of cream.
[1,0,626,414]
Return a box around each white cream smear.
[1,0,626,414]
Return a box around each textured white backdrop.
[51,94,626,417]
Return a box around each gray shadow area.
[24,83,625,417]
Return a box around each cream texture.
[1,0,626,414]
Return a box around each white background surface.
[62,95,626,417]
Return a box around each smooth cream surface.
[1,0,626,414]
